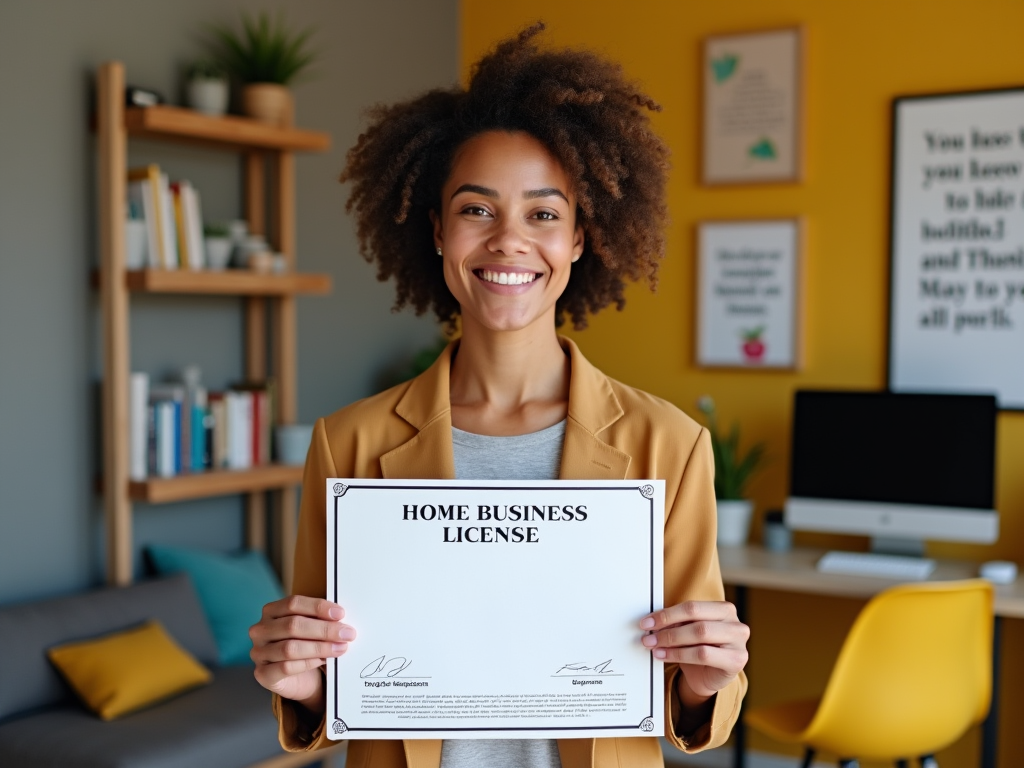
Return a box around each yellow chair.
[745,579,993,768]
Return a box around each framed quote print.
[889,87,1024,410]
[702,27,803,185]
[696,219,804,369]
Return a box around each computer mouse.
[979,561,1018,584]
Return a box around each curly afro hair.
[341,22,670,330]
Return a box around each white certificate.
[325,479,665,741]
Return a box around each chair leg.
[837,761,860,768]
[896,760,909,768]
[800,747,816,768]
[919,757,938,768]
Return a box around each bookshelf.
[96,61,331,589]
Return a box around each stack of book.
[127,164,205,270]
[129,371,274,480]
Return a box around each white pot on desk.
[717,499,753,546]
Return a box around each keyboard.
[816,550,937,580]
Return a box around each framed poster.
[889,88,1024,410]
[702,27,803,185]
[695,219,803,369]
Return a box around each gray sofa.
[0,574,343,768]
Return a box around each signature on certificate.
[553,659,622,676]
[360,655,430,679]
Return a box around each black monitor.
[785,390,998,549]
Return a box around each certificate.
[325,479,665,740]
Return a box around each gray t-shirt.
[441,420,566,768]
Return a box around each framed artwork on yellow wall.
[702,27,804,185]
[695,219,804,369]
[889,86,1024,410]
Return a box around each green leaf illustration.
[748,138,777,160]
[710,54,739,83]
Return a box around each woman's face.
[432,131,584,335]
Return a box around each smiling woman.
[340,22,670,332]
[247,21,749,768]
[434,131,583,338]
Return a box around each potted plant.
[185,59,229,116]
[696,396,766,546]
[209,11,317,126]
[203,222,233,270]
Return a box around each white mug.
[275,424,314,466]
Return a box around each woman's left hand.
[640,601,749,701]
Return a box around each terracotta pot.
[241,83,294,126]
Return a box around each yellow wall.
[462,1,1024,766]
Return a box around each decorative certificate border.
[328,482,659,736]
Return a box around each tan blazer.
[274,337,746,768]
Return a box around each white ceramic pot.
[716,499,754,547]
[276,424,314,465]
[187,78,229,116]
[204,236,233,270]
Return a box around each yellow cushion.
[47,619,212,720]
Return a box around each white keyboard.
[816,550,937,580]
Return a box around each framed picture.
[702,27,804,185]
[889,87,1024,411]
[695,219,804,369]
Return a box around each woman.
[250,24,749,768]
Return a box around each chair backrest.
[804,579,993,760]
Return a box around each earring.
[436,247,442,256]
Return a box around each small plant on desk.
[696,396,766,546]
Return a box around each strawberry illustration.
[741,327,766,362]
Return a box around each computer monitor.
[784,390,998,554]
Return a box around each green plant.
[203,222,230,238]
[186,58,226,81]
[209,11,317,85]
[696,396,766,500]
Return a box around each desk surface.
[718,545,1024,618]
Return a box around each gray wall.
[0,0,458,604]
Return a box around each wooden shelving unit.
[128,465,305,504]
[96,61,331,588]
[124,105,330,151]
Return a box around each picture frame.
[888,87,1024,411]
[702,27,804,185]
[695,219,804,370]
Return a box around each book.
[181,181,205,270]
[155,400,178,477]
[127,165,165,268]
[129,372,149,480]
[169,181,205,271]
[231,381,272,465]
[170,182,190,269]
[191,387,209,471]
[226,391,254,470]
[150,383,186,474]
[208,392,228,469]
[158,172,179,269]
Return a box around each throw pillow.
[47,620,211,720]
[145,544,284,665]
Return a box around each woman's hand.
[640,601,748,712]
[250,596,356,714]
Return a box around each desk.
[718,545,1024,768]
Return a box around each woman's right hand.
[250,596,356,713]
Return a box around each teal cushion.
[145,545,283,666]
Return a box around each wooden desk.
[718,545,1024,768]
